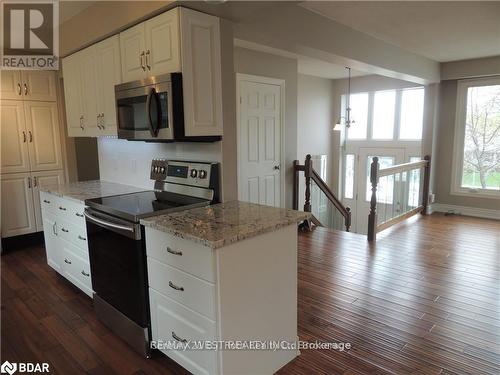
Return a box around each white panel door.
[80,46,99,133]
[145,9,181,76]
[95,35,121,135]
[180,8,223,137]
[0,173,37,237]
[120,23,146,82]
[24,101,63,171]
[355,148,405,234]
[1,70,22,100]
[62,53,85,136]
[238,79,282,207]
[21,71,57,101]
[1,100,30,173]
[33,169,64,232]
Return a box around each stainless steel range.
[84,160,219,357]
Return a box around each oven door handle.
[84,211,135,233]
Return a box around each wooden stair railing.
[293,154,351,232]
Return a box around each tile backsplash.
[97,137,222,189]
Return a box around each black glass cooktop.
[85,191,209,222]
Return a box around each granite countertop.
[141,201,311,249]
[39,180,147,204]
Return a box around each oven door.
[84,208,150,326]
[116,82,174,141]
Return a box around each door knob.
[274,165,280,170]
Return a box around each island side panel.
[215,224,298,375]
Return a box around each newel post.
[422,155,431,215]
[367,157,379,242]
[293,160,299,210]
[303,154,312,213]
[345,206,352,232]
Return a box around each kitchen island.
[141,201,310,375]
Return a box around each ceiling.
[60,1,96,24]
[298,57,366,79]
[300,1,500,62]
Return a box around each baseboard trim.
[430,203,500,220]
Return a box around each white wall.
[97,138,222,189]
[297,74,335,182]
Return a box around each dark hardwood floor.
[2,213,499,374]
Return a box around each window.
[372,90,396,139]
[400,88,424,140]
[452,78,500,197]
[344,154,355,199]
[342,87,424,141]
[347,93,369,140]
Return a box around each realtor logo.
[0,361,17,375]
[1,1,59,70]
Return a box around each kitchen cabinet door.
[180,8,223,137]
[42,210,62,272]
[24,101,63,171]
[0,173,37,237]
[95,35,121,135]
[21,71,57,101]
[0,100,30,173]
[33,170,64,232]
[62,53,85,137]
[145,9,181,76]
[120,23,147,82]
[80,46,99,134]
[1,70,23,100]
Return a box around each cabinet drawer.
[55,198,86,226]
[58,219,88,253]
[145,227,215,282]
[149,288,217,375]
[148,258,215,320]
[40,191,57,212]
[60,239,92,297]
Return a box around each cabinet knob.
[78,235,86,241]
[61,228,69,233]
[172,331,187,343]
[75,212,84,217]
[145,50,151,70]
[81,270,90,277]
[59,206,67,211]
[140,51,146,71]
[24,83,28,95]
[166,247,182,256]
[17,83,22,95]
[22,131,26,143]
[64,258,72,264]
[168,281,184,291]
[43,199,51,204]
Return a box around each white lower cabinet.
[40,191,92,298]
[145,225,299,375]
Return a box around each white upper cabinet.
[1,71,22,100]
[21,71,57,101]
[0,71,56,101]
[62,34,121,137]
[120,9,181,82]
[62,52,86,137]
[120,23,147,82]
[145,9,181,76]
[180,8,223,137]
[1,100,30,173]
[24,101,63,171]
[95,35,121,135]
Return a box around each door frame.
[236,73,286,208]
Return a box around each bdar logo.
[0,361,17,375]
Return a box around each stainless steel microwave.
[115,73,221,143]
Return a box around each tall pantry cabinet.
[1,70,65,238]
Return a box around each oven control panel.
[150,159,215,189]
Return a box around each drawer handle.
[166,247,182,256]
[75,213,84,218]
[59,206,67,211]
[61,228,69,233]
[168,281,184,292]
[78,235,86,241]
[43,199,51,204]
[64,258,72,264]
[172,331,187,343]
[81,270,90,277]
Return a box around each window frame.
[451,77,500,199]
